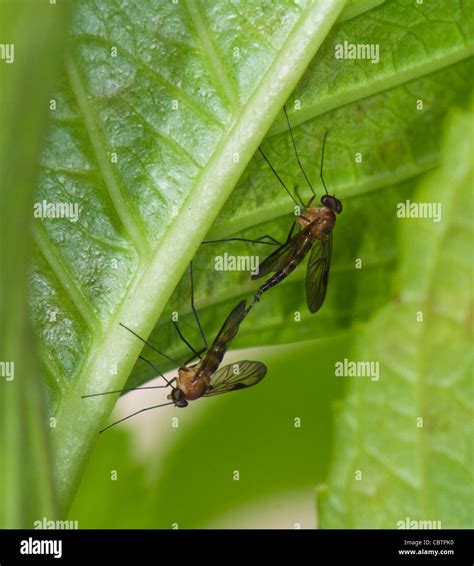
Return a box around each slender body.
[204,109,343,315]
[250,194,342,313]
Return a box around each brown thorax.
[297,205,336,239]
[174,364,209,401]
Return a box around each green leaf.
[0,0,70,528]
[338,0,385,23]
[318,103,474,528]
[31,0,348,514]
[270,0,474,134]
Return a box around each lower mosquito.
[82,263,267,433]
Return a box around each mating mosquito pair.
[84,106,342,432]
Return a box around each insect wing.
[252,227,311,280]
[305,232,333,313]
[204,360,267,397]
[198,300,247,376]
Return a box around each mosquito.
[205,107,342,314]
[82,264,267,433]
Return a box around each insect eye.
[171,389,183,402]
[321,195,343,214]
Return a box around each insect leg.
[320,130,329,195]
[138,355,173,387]
[202,235,281,247]
[119,322,180,366]
[294,185,307,209]
[305,194,316,208]
[286,220,297,243]
[283,105,315,197]
[172,319,203,360]
[183,346,206,366]
[259,146,299,207]
[189,261,208,349]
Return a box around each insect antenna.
[138,355,173,387]
[82,356,175,399]
[189,262,208,349]
[99,401,176,433]
[82,383,170,399]
[320,130,330,195]
[184,346,206,366]
[119,322,181,366]
[283,105,315,198]
[172,319,203,360]
[258,147,300,207]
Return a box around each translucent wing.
[197,300,247,377]
[252,226,312,280]
[204,360,267,397]
[305,232,333,314]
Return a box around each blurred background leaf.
[318,103,474,528]
[0,0,71,528]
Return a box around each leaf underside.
[25,0,473,522]
[318,104,473,529]
[31,0,348,512]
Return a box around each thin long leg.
[184,346,206,367]
[320,130,329,195]
[203,235,281,247]
[82,379,175,399]
[259,147,299,207]
[286,220,297,243]
[138,355,173,387]
[119,322,180,366]
[99,401,176,433]
[189,262,207,349]
[294,185,306,208]
[254,235,282,246]
[283,105,315,197]
[172,320,202,360]
[305,194,316,209]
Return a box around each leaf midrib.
[52,0,348,513]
